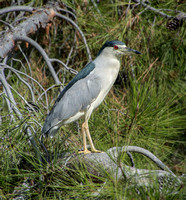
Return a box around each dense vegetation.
[0,0,185,199]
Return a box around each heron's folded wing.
[42,73,101,133]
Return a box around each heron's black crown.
[97,40,125,56]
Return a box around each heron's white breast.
[90,56,121,110]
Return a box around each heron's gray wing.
[42,62,101,135]
[54,60,96,106]
[57,74,101,120]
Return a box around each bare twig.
[50,58,78,75]
[55,12,92,61]
[14,35,61,86]
[3,87,16,123]
[11,17,27,25]
[0,19,14,30]
[57,8,77,20]
[0,67,42,163]
[0,68,22,119]
[0,6,34,15]
[37,84,58,102]
[125,0,132,17]
[66,32,78,66]
[132,0,186,19]
[108,146,180,182]
[0,64,48,108]
[126,151,135,167]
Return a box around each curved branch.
[0,68,22,119]
[107,146,179,180]
[37,84,59,102]
[67,147,182,190]
[126,151,135,167]
[55,12,92,61]
[0,19,14,30]
[133,0,173,19]
[0,6,34,15]
[50,58,78,75]
[0,64,48,108]
[65,32,78,66]
[14,35,61,86]
[9,85,39,117]
[3,88,16,122]
[0,67,42,163]
[17,45,34,88]
[8,67,35,102]
[57,8,77,20]
[11,17,27,25]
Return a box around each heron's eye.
[114,45,118,50]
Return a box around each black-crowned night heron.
[42,40,141,154]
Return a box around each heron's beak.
[120,47,141,55]
[127,47,141,55]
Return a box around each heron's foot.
[91,149,104,153]
[78,149,91,154]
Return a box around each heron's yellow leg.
[78,122,91,154]
[84,121,103,153]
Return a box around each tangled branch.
[0,2,91,160]
[66,146,182,193]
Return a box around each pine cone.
[167,17,181,31]
[166,13,185,31]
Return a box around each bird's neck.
[95,54,121,69]
[94,55,121,81]
[99,51,121,61]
